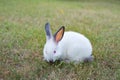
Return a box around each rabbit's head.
[43,23,65,62]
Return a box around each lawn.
[0,0,120,80]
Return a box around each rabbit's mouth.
[48,60,62,65]
[49,59,54,63]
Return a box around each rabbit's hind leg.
[84,56,94,62]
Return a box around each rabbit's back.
[59,31,92,62]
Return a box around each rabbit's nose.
[49,59,53,63]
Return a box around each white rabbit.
[43,22,93,63]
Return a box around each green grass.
[0,0,120,80]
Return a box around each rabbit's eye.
[53,50,56,54]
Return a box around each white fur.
[43,31,92,63]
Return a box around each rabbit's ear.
[45,22,52,40]
[54,26,65,43]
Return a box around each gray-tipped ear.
[54,26,65,43]
[45,22,52,40]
